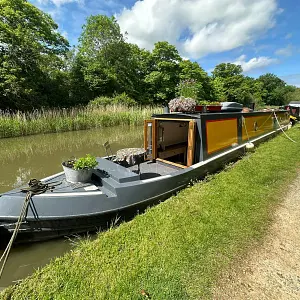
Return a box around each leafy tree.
[144,41,182,104]
[212,63,270,106]
[258,73,287,105]
[212,63,243,79]
[284,87,300,103]
[212,63,250,104]
[178,60,213,101]
[0,0,69,110]
[77,15,140,100]
[212,77,227,102]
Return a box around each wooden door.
[144,120,157,160]
[187,121,195,167]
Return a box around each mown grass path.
[2,127,300,300]
[213,172,300,299]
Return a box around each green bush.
[88,93,136,107]
[113,92,137,106]
[88,96,112,107]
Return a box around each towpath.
[213,172,300,299]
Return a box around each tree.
[178,60,214,101]
[212,63,251,104]
[258,73,287,105]
[284,87,300,104]
[0,0,69,110]
[212,63,243,79]
[212,77,227,102]
[144,41,182,103]
[77,15,140,100]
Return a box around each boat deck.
[36,159,182,195]
[128,160,182,180]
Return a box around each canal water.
[0,126,143,289]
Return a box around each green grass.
[0,105,162,138]
[2,127,300,300]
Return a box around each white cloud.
[118,0,278,59]
[232,54,279,72]
[275,44,293,56]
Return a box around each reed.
[0,105,162,139]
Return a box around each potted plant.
[195,101,221,112]
[168,96,196,113]
[62,154,98,183]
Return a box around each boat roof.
[289,101,300,107]
[152,113,202,119]
[152,110,286,120]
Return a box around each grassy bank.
[2,127,300,299]
[0,105,162,138]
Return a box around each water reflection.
[0,126,143,193]
[0,125,143,287]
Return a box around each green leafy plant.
[73,154,98,170]
[63,154,97,170]
[113,92,137,106]
[197,100,221,105]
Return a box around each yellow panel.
[275,111,290,126]
[206,118,238,154]
[242,114,273,141]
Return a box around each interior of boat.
[144,118,196,169]
[97,117,197,181]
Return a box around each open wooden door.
[144,120,157,160]
[187,121,196,167]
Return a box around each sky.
[30,0,300,86]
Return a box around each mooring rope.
[242,116,250,142]
[273,111,296,143]
[0,179,61,279]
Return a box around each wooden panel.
[156,158,187,169]
[143,120,150,150]
[187,121,195,167]
[152,120,158,159]
[158,145,187,160]
[144,120,156,160]
[154,118,195,122]
[206,118,238,155]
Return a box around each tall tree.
[258,73,287,105]
[212,63,251,104]
[178,60,214,101]
[77,15,140,99]
[212,77,227,102]
[212,63,243,79]
[144,41,182,103]
[0,0,69,110]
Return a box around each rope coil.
[0,179,61,279]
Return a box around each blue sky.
[30,0,300,85]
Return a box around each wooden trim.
[156,158,187,169]
[143,120,149,150]
[152,119,158,159]
[154,118,194,122]
[187,121,196,167]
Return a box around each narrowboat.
[0,105,290,245]
[286,101,300,124]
